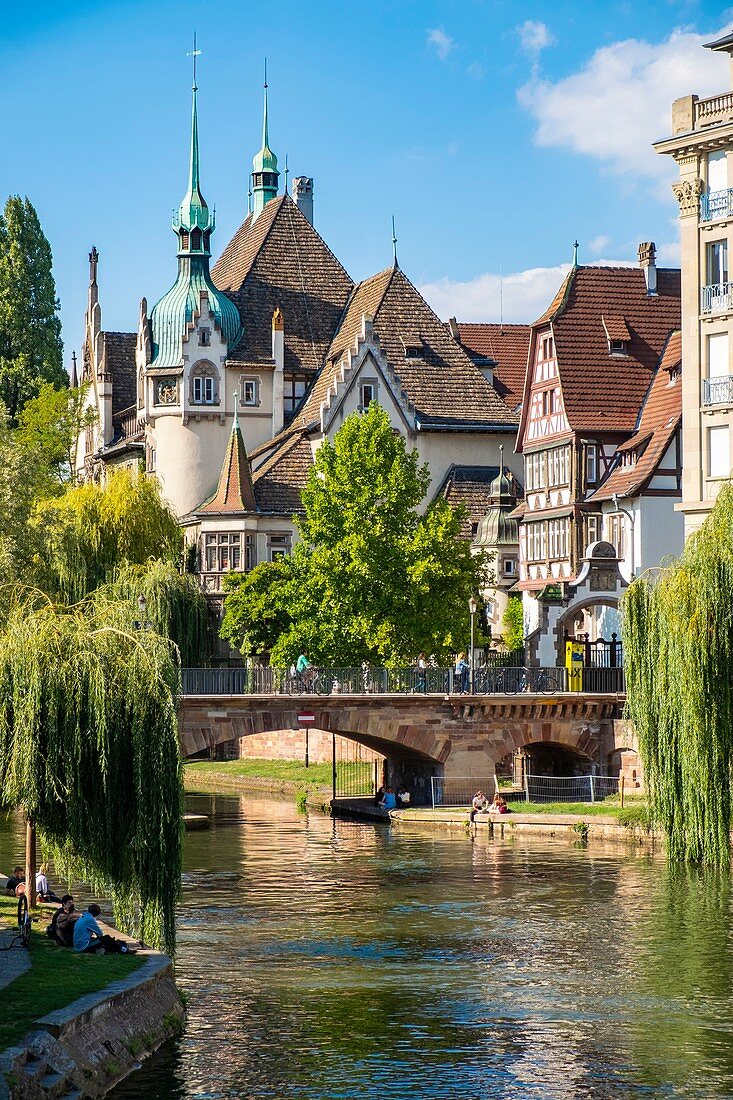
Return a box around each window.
[525,451,545,491]
[609,338,628,355]
[204,533,241,573]
[503,558,517,576]
[191,228,202,251]
[541,334,554,360]
[360,380,377,409]
[525,522,547,563]
[548,446,569,487]
[240,377,260,407]
[284,376,308,419]
[245,533,256,571]
[709,150,728,193]
[607,514,625,558]
[708,333,729,378]
[547,518,569,559]
[137,368,144,408]
[199,327,211,347]
[267,533,291,561]
[470,522,479,538]
[192,374,216,404]
[147,446,156,472]
[709,425,730,479]
[707,240,729,286]
[585,514,601,548]
[586,444,598,485]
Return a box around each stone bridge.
[179,692,636,800]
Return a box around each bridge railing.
[181,665,625,696]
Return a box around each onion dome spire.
[251,59,279,221]
[174,35,215,255]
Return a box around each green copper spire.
[251,60,279,221]
[174,36,214,253]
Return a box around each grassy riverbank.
[0,896,143,1049]
[422,798,649,824]
[184,759,373,795]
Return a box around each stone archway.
[554,596,621,664]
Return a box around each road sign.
[298,713,316,724]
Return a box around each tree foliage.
[222,404,489,665]
[16,381,97,486]
[0,591,181,951]
[34,468,182,603]
[623,484,733,867]
[501,596,524,652]
[0,196,65,423]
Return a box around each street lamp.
[468,595,478,694]
[134,594,152,631]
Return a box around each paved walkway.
[0,927,30,991]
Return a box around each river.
[5,790,733,1098]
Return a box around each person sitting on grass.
[470,791,490,823]
[72,904,135,955]
[36,863,62,904]
[5,867,24,895]
[47,895,78,947]
[489,793,511,815]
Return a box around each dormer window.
[603,316,631,356]
[401,333,423,359]
[190,361,219,406]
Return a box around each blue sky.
[1,0,730,363]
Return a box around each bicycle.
[528,667,560,694]
[16,891,31,950]
[285,670,327,695]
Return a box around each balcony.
[700,188,733,223]
[694,91,733,129]
[701,282,733,315]
[702,375,733,407]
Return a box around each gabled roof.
[212,195,353,375]
[520,265,681,440]
[102,332,137,417]
[200,420,258,514]
[252,430,313,515]
[589,330,682,502]
[434,464,501,537]
[292,265,519,431]
[454,322,530,412]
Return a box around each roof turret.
[251,64,279,221]
[473,447,519,549]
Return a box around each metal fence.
[180,664,625,697]
[430,772,620,808]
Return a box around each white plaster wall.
[418,431,521,501]
[153,416,229,517]
[636,495,684,574]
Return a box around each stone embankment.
[0,949,184,1100]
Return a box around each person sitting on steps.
[48,895,78,947]
[470,790,490,823]
[72,904,135,954]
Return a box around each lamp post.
[468,595,478,694]
[134,594,152,631]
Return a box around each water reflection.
[3,795,733,1099]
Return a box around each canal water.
[5,791,733,1099]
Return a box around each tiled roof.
[199,423,257,514]
[589,330,682,502]
[212,195,353,375]
[253,430,313,515]
[103,332,137,417]
[455,323,530,412]
[521,265,681,439]
[602,315,632,342]
[434,464,500,537]
[293,266,519,430]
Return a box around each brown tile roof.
[602,315,632,342]
[212,195,353,376]
[253,430,313,515]
[589,330,682,502]
[293,266,519,431]
[455,323,530,412]
[102,332,137,417]
[200,423,258,513]
[435,464,501,537]
[519,265,681,442]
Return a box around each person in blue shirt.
[379,787,397,811]
[73,904,134,954]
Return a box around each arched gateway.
[179,692,629,804]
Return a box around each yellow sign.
[566,641,584,692]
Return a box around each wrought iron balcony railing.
[702,375,733,407]
[701,282,733,315]
[700,188,733,222]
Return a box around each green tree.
[624,483,733,868]
[33,468,182,603]
[501,596,524,651]
[16,381,97,486]
[221,404,489,665]
[0,196,65,423]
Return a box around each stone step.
[40,1070,65,1089]
[21,1055,48,1079]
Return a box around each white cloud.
[589,234,611,254]
[518,26,730,186]
[427,28,454,60]
[419,264,572,324]
[518,20,554,57]
[467,61,485,80]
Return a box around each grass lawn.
[0,896,143,1050]
[185,758,374,789]
[419,798,649,825]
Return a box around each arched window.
[190,360,219,406]
[191,228,202,251]
[137,367,145,409]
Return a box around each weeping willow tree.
[0,590,182,952]
[33,468,181,603]
[624,485,733,867]
[98,561,211,668]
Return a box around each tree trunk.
[25,817,37,908]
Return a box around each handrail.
[180,665,626,697]
[701,282,733,315]
[700,188,733,223]
[702,375,733,407]
[695,92,733,126]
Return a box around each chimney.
[292,176,314,225]
[638,241,657,296]
[448,317,460,340]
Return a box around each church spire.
[174,36,214,256]
[251,60,279,221]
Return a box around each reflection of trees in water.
[630,865,733,1097]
